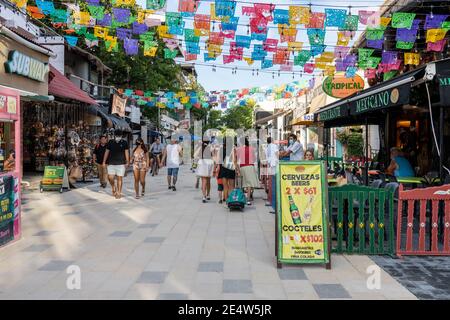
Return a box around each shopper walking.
[218,139,237,205]
[93,135,108,188]
[102,130,129,199]
[162,136,183,191]
[236,137,259,206]
[264,137,279,212]
[149,137,164,176]
[196,141,215,203]
[131,138,150,199]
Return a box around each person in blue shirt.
[386,147,415,177]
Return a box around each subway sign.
[349,84,410,115]
[4,50,48,82]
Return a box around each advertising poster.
[277,161,329,265]
[42,166,65,185]
[0,176,14,247]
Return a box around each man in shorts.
[102,130,129,199]
[162,136,183,191]
[93,135,108,188]
[149,137,163,176]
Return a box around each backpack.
[227,177,246,211]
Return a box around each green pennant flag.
[396,41,415,50]
[383,71,397,81]
[184,29,200,43]
[105,40,119,52]
[147,0,167,10]
[164,48,178,59]
[442,21,450,30]
[85,32,98,41]
[144,91,153,97]
[339,15,359,31]
[50,9,69,23]
[74,26,88,36]
[137,99,147,106]
[366,28,385,40]
[295,50,312,66]
[358,48,374,66]
[391,12,416,29]
[140,32,155,42]
[88,6,105,20]
[366,57,382,69]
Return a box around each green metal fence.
[328,184,395,255]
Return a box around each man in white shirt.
[162,137,183,191]
[283,133,304,161]
[264,137,279,211]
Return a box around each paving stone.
[138,224,159,229]
[277,268,307,280]
[313,284,351,299]
[33,231,54,236]
[223,279,253,294]
[198,262,224,273]
[144,237,165,243]
[109,231,132,237]
[22,244,52,252]
[38,260,74,271]
[157,293,189,300]
[136,271,168,284]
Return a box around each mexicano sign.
[350,85,409,115]
[323,74,365,99]
[4,50,48,82]
[317,105,344,122]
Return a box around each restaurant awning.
[255,109,291,125]
[315,65,427,125]
[48,65,98,105]
[89,105,132,133]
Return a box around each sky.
[137,0,385,92]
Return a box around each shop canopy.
[48,65,98,105]
[89,105,132,133]
[314,65,427,127]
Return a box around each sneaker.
[206,196,211,201]
[168,186,173,190]
[247,201,252,206]
[172,186,176,191]
[202,197,206,203]
[218,200,223,204]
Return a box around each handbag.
[224,149,235,171]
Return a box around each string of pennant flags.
[9,0,450,74]
[118,78,314,110]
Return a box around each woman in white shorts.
[196,142,215,203]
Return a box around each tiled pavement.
[371,256,450,300]
[0,167,417,300]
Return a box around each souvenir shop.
[22,65,100,182]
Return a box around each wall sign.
[323,74,365,99]
[349,84,410,115]
[276,161,330,266]
[316,105,345,122]
[4,50,48,82]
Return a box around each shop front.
[0,87,22,247]
[315,59,450,183]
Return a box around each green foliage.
[221,103,254,130]
[205,109,223,130]
[347,133,364,157]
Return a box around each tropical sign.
[277,161,330,265]
[323,74,365,99]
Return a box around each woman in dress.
[196,141,215,203]
[218,138,237,205]
[131,138,150,199]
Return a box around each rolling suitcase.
[227,176,246,211]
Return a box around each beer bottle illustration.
[288,195,302,225]
[303,196,314,223]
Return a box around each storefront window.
[0,121,16,173]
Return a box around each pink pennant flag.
[364,68,377,79]
[427,39,446,52]
[145,18,162,28]
[220,30,236,39]
[334,46,350,59]
[242,6,255,16]
[223,55,235,64]
[359,10,377,25]
[280,61,293,72]
[304,63,315,74]
[163,38,179,50]
[263,39,278,52]
[366,12,381,28]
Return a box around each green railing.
[328,184,395,255]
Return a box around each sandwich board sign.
[276,161,330,268]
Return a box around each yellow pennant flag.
[11,0,27,8]
[104,35,118,52]
[380,17,391,28]
[278,24,297,37]
[320,52,334,63]
[315,61,328,70]
[156,102,166,109]
[73,11,91,26]
[181,96,190,104]
[144,47,158,57]
[115,0,136,6]
[208,44,222,57]
[157,25,175,39]
[426,29,447,43]
[194,28,210,37]
[337,32,350,46]
[94,26,108,39]
[244,57,254,66]
[288,42,303,52]
[289,6,310,25]
[325,65,336,76]
[404,53,420,65]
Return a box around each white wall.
[37,36,65,74]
